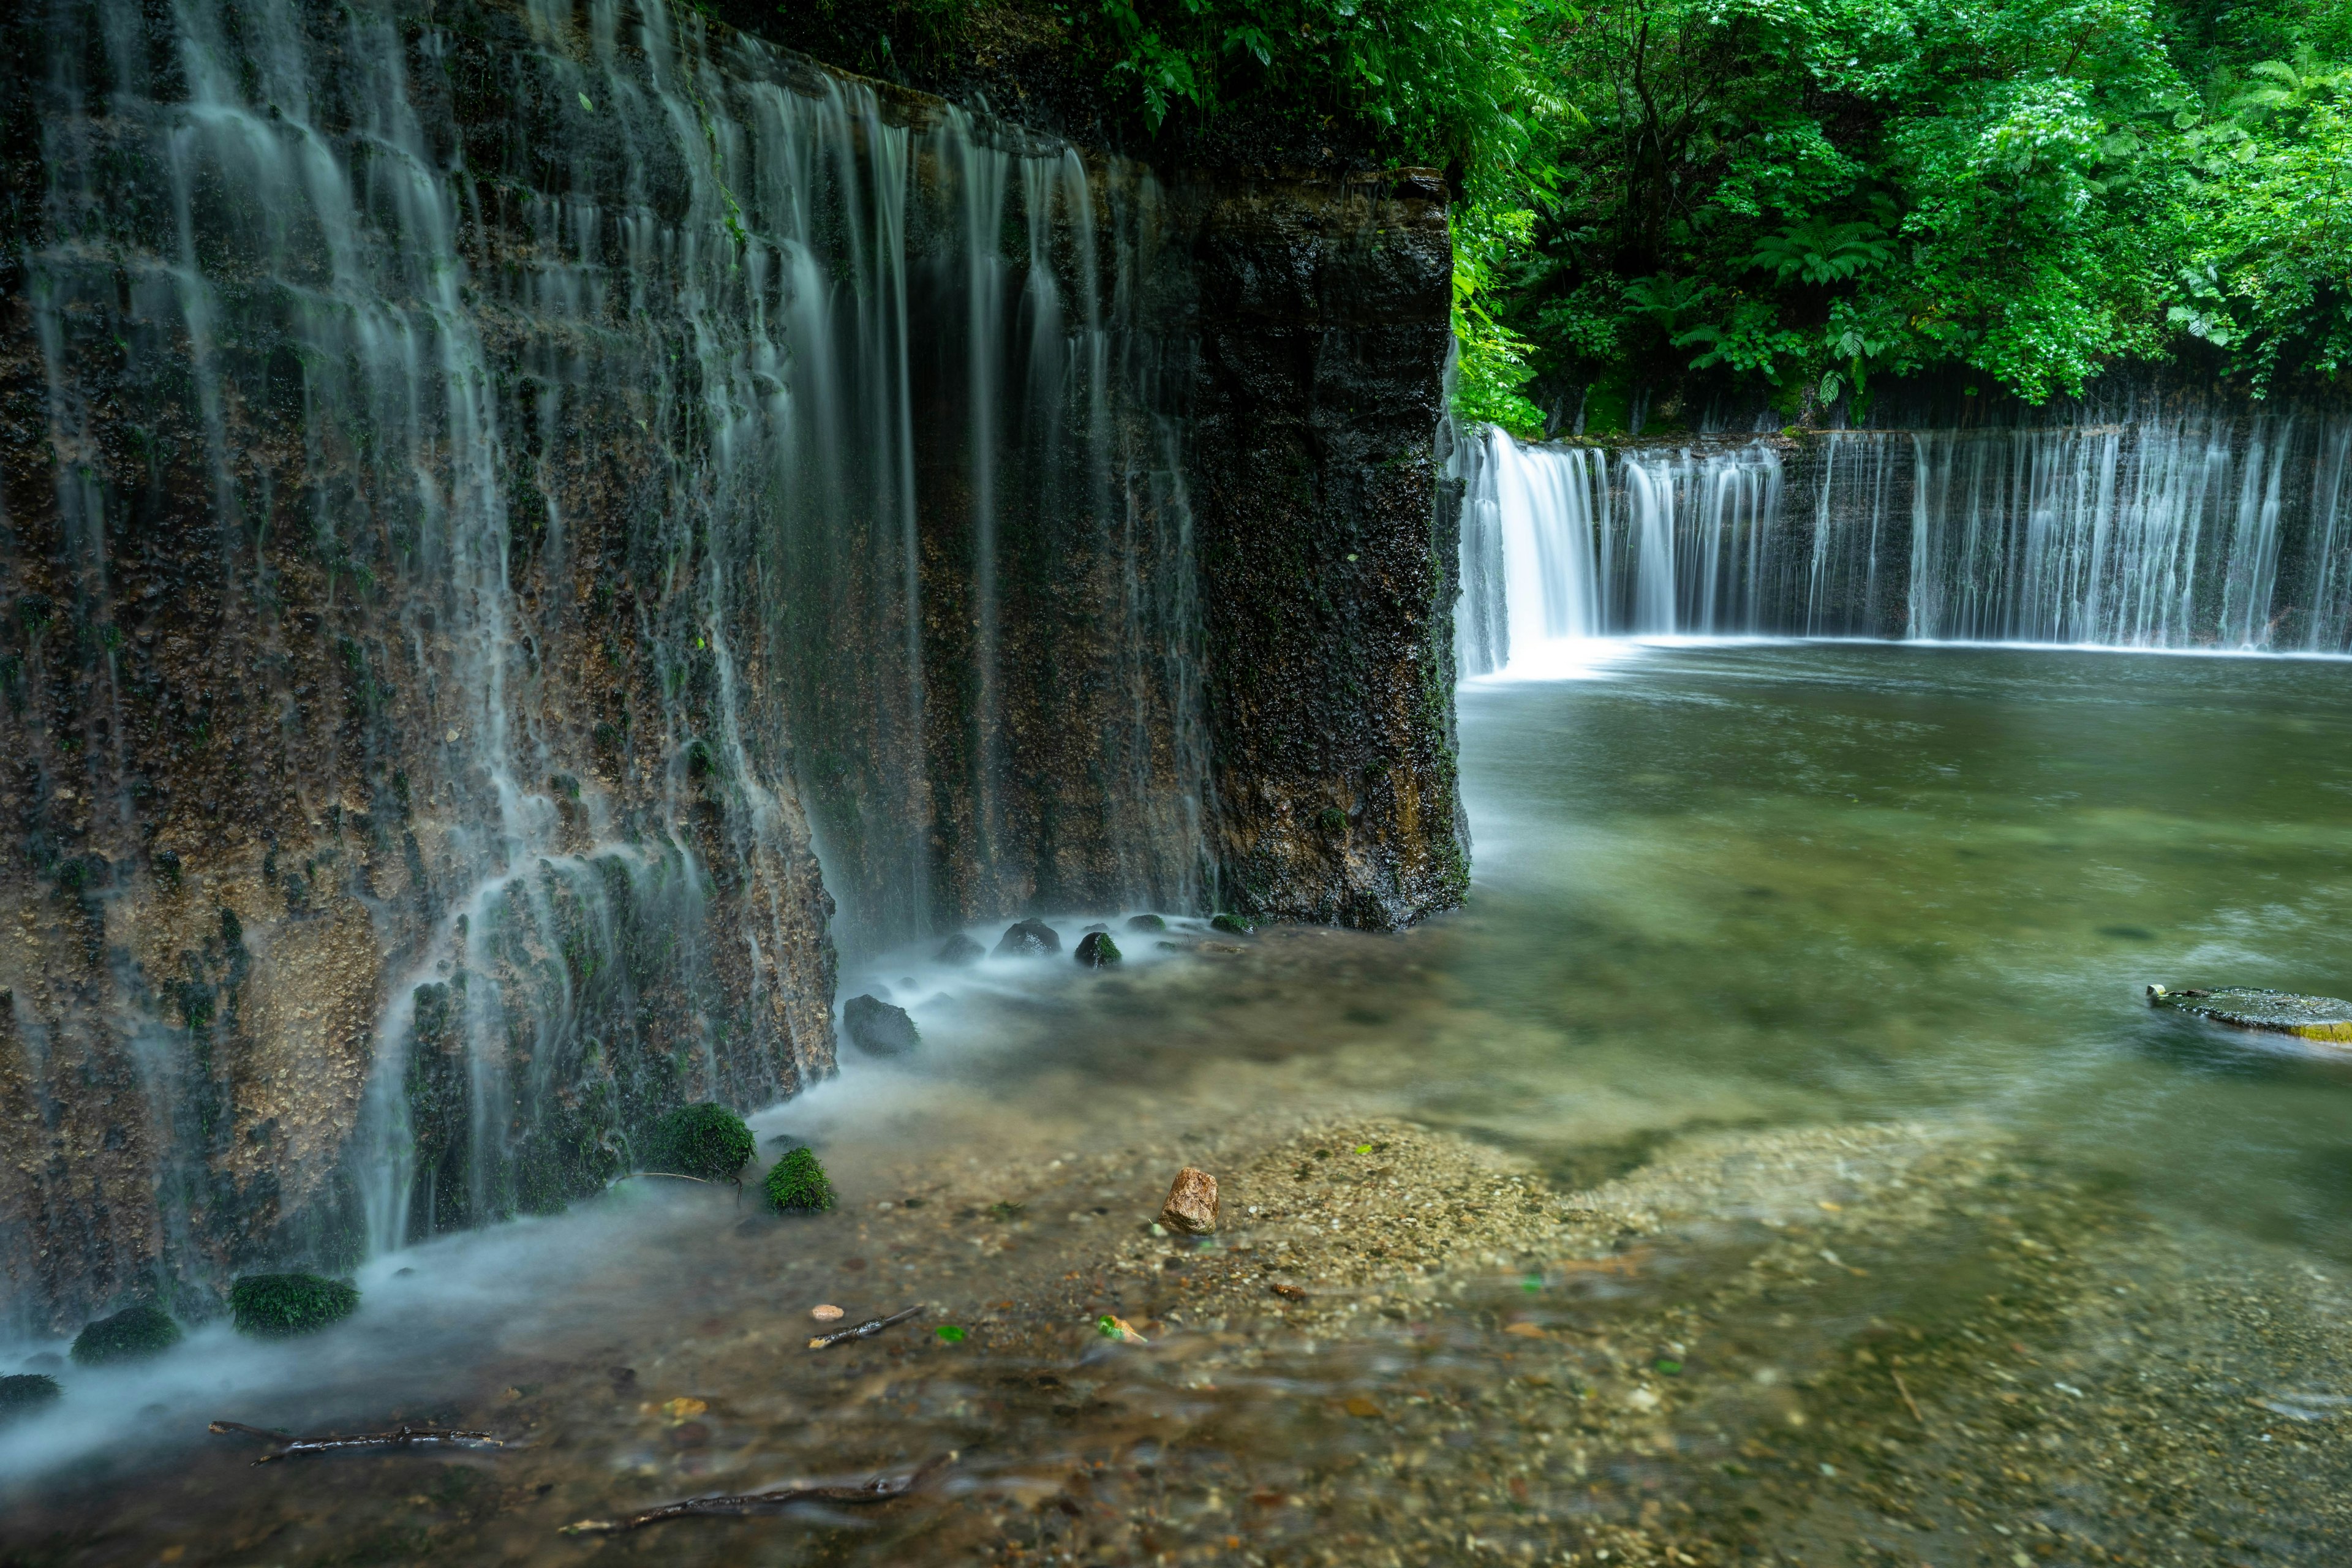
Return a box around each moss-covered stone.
[0,1374,61,1421]
[842,994,921,1056]
[1123,913,1167,932]
[70,1305,182,1365]
[650,1102,756,1180]
[228,1273,360,1336]
[765,1147,837,1214]
[1211,912,1259,935]
[1076,932,1122,967]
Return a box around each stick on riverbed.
[807,1304,922,1349]
[208,1420,505,1463]
[562,1453,952,1534]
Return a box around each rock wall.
[0,0,1463,1332]
[1181,173,1469,927]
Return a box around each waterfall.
[3,0,1211,1320]
[1461,410,2352,657]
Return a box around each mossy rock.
[651,1102,755,1180]
[1076,932,1121,968]
[229,1273,360,1336]
[993,918,1061,957]
[1210,913,1259,935]
[72,1305,182,1365]
[0,1374,61,1422]
[2148,986,2352,1044]
[765,1147,836,1214]
[842,994,921,1057]
[1123,913,1167,933]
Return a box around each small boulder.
[843,993,921,1056]
[1210,913,1256,935]
[1083,922,1110,933]
[2149,985,2352,1044]
[71,1305,181,1366]
[766,1147,837,1213]
[937,932,984,966]
[994,918,1061,958]
[0,1374,61,1423]
[1159,1167,1219,1235]
[1076,932,1122,968]
[1125,914,1167,933]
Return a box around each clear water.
[9,641,2352,1562]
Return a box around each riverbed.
[7,642,2352,1566]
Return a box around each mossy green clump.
[650,1102,756,1180]
[1123,913,1167,933]
[71,1305,182,1365]
[229,1273,360,1337]
[1210,912,1259,935]
[0,1374,61,1421]
[1076,931,1122,967]
[764,1146,836,1214]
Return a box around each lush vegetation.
[774,0,2351,426]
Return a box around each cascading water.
[2,0,1209,1325]
[1460,409,2352,666]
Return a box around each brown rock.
[1159,1167,1219,1234]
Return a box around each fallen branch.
[807,1304,922,1350]
[209,1420,505,1464]
[1891,1369,1925,1425]
[562,1453,952,1534]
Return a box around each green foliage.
[71,1305,182,1365]
[229,1273,360,1336]
[1460,0,2352,415]
[650,1102,755,1180]
[1091,0,1539,192]
[0,1374,61,1419]
[764,1146,837,1213]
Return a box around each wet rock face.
[1175,172,1469,930]
[0,0,1463,1330]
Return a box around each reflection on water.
[9,643,2352,1564]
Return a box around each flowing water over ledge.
[7,643,2352,1564]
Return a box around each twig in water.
[562,1453,952,1534]
[209,1420,505,1464]
[1891,1368,1925,1425]
[808,1305,922,1350]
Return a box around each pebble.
[811,1304,843,1321]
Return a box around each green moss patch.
[765,1146,837,1214]
[72,1305,183,1365]
[650,1102,755,1180]
[0,1374,62,1420]
[229,1273,360,1336]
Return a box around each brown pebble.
[812,1304,844,1321]
[1159,1167,1219,1234]
[1272,1283,1306,1300]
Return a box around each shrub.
[765,1147,837,1214]
[71,1305,182,1365]
[229,1273,360,1336]
[650,1102,756,1180]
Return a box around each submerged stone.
[230,1273,360,1336]
[650,1102,755,1180]
[995,918,1062,957]
[2149,986,2352,1044]
[766,1147,837,1214]
[0,1374,61,1422]
[937,932,986,966]
[843,994,921,1055]
[1159,1166,1219,1234]
[71,1305,182,1365]
[1210,913,1257,935]
[1076,932,1122,968]
[1125,913,1168,932]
